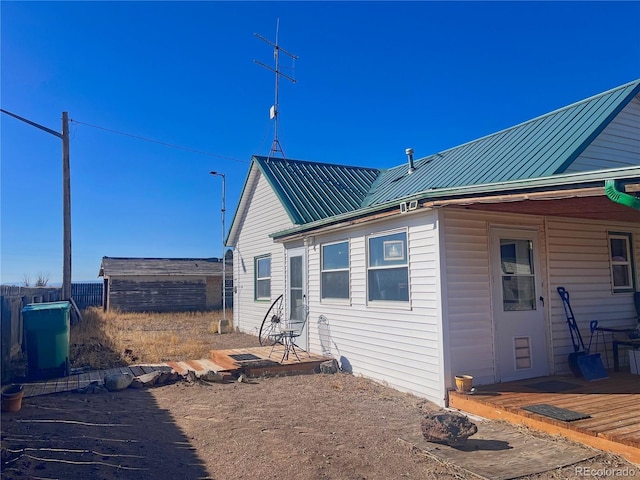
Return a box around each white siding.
[442,207,640,382]
[442,208,545,386]
[546,217,640,373]
[567,94,640,172]
[304,210,446,406]
[232,173,294,336]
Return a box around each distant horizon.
[1,280,103,287]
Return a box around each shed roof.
[99,257,223,277]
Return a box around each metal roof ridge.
[253,154,380,173]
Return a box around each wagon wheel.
[259,294,285,346]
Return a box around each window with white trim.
[255,255,271,300]
[367,230,409,302]
[609,232,634,293]
[321,241,349,300]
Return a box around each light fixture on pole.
[209,171,226,322]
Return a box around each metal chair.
[269,301,308,363]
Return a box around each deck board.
[449,372,640,464]
[210,346,331,377]
[17,347,331,400]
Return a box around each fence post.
[1,296,11,381]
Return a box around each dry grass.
[70,307,259,370]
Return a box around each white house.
[226,79,640,407]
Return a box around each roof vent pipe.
[405,148,415,174]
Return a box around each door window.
[500,239,536,311]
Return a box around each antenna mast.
[254,18,298,159]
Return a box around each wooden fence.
[0,283,103,381]
[71,282,103,310]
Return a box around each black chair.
[269,301,309,363]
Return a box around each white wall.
[303,210,446,406]
[232,172,294,336]
[567,94,640,172]
[441,208,545,386]
[546,216,640,372]
[442,207,640,382]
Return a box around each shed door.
[287,247,307,351]
[491,228,548,382]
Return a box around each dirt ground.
[1,332,637,480]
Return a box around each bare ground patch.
[2,310,637,479]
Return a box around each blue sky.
[1,1,639,284]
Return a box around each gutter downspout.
[605,180,640,210]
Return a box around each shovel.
[557,287,608,381]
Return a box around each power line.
[69,118,248,163]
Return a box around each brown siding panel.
[109,277,207,312]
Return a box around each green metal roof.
[239,80,639,234]
[271,166,640,239]
[363,79,640,207]
[253,156,379,224]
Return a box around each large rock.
[320,359,339,374]
[77,381,107,394]
[421,412,478,446]
[104,373,134,391]
[130,370,180,389]
[197,370,228,383]
[130,371,162,388]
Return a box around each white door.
[491,228,548,382]
[287,247,307,351]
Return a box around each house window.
[367,231,409,302]
[321,241,349,300]
[255,255,271,300]
[609,232,635,293]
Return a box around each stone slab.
[400,419,598,480]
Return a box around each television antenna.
[254,18,298,159]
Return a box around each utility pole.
[62,112,71,300]
[1,109,72,300]
[254,18,298,159]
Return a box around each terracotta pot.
[1,384,24,412]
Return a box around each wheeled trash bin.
[22,301,71,379]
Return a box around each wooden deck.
[210,346,331,377]
[448,371,640,465]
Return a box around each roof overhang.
[271,166,640,242]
